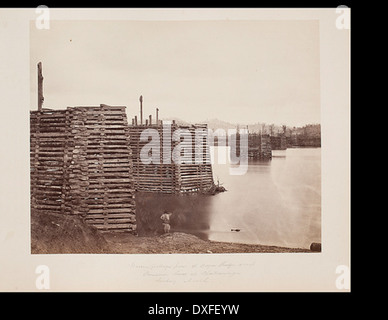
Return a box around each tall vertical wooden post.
[139,95,143,125]
[37,62,44,111]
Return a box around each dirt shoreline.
[31,211,314,254]
[103,232,312,254]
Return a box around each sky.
[30,19,320,127]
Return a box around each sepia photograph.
[1,7,350,292]
[30,18,322,255]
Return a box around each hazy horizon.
[30,19,320,127]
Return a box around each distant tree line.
[285,124,321,147]
[205,119,321,148]
[241,123,321,148]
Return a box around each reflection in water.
[135,148,321,249]
[135,192,213,239]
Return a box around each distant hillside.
[200,119,293,135]
[160,117,191,126]
[201,118,238,132]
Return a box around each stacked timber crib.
[231,132,272,160]
[30,105,137,233]
[248,133,272,159]
[128,120,214,193]
[270,135,287,150]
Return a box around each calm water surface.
[136,147,321,249]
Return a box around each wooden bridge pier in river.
[231,131,273,160]
[128,98,215,193]
[30,104,137,233]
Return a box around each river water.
[135,147,321,249]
